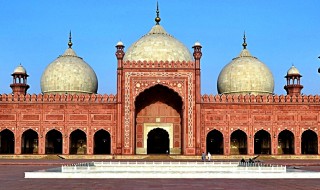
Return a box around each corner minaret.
[10,64,29,95]
[284,65,303,96]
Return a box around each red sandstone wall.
[0,94,117,155]
[201,94,320,155]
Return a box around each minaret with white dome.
[284,65,303,96]
[10,64,29,95]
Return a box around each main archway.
[21,129,38,154]
[254,130,271,155]
[147,128,169,154]
[230,130,247,155]
[301,130,318,154]
[94,129,111,154]
[45,129,63,154]
[206,130,223,155]
[278,130,294,154]
[0,129,14,154]
[135,84,183,155]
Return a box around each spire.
[242,31,247,49]
[68,31,73,48]
[155,1,161,25]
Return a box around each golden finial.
[68,31,73,48]
[242,31,247,49]
[155,1,161,25]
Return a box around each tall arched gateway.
[135,84,183,154]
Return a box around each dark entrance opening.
[147,128,169,154]
[69,129,87,154]
[45,129,62,154]
[206,130,223,154]
[0,129,14,154]
[254,130,271,155]
[278,130,294,154]
[21,129,38,154]
[230,130,247,155]
[301,130,318,154]
[94,130,111,154]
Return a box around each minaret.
[10,64,29,95]
[193,41,202,155]
[115,40,125,154]
[284,65,303,96]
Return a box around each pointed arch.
[254,130,271,155]
[94,129,111,154]
[135,84,183,155]
[21,129,38,154]
[278,129,294,154]
[301,129,318,154]
[206,129,223,155]
[45,129,63,154]
[69,129,87,154]
[147,128,169,154]
[0,129,15,154]
[230,129,247,155]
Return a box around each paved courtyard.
[1,159,320,190]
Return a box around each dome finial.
[242,31,247,49]
[68,31,73,48]
[155,1,161,25]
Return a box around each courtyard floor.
[0,159,320,190]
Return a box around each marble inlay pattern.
[124,72,194,148]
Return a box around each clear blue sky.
[0,0,319,95]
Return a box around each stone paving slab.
[1,159,320,189]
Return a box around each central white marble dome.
[123,24,193,62]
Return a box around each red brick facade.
[0,44,319,156]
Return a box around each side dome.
[41,35,98,94]
[217,35,274,95]
[123,7,193,62]
[287,65,300,75]
[13,64,27,74]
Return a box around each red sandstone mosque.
[0,6,319,157]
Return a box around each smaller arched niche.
[278,130,294,154]
[45,129,63,154]
[254,130,271,155]
[21,129,38,154]
[94,129,111,154]
[69,129,87,155]
[301,130,318,154]
[206,129,223,155]
[230,130,247,155]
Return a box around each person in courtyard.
[201,152,206,161]
[207,152,211,161]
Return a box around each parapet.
[122,60,195,69]
[0,93,117,103]
[201,94,320,104]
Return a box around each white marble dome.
[13,64,27,74]
[123,24,193,62]
[41,44,98,94]
[217,47,274,95]
[287,65,300,75]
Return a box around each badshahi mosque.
[0,6,319,157]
